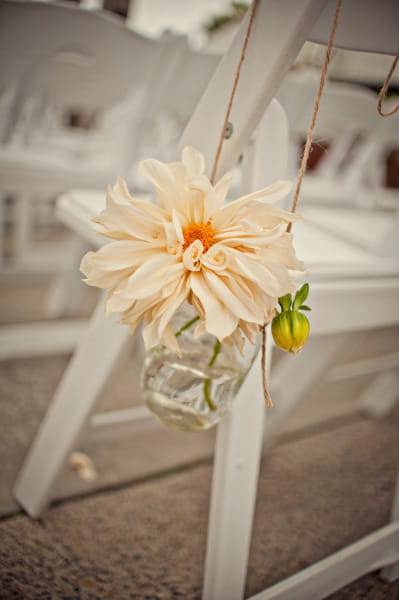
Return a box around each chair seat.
[0,145,117,193]
[302,205,399,255]
[56,188,399,280]
[299,176,399,210]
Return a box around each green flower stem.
[208,339,221,367]
[173,316,220,412]
[151,316,197,355]
[203,379,216,411]
[174,316,200,338]
[203,339,221,412]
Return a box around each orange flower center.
[182,221,216,252]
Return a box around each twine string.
[377,52,399,117]
[206,0,349,408]
[260,4,398,405]
[209,0,259,185]
[261,0,344,406]
[286,0,343,233]
[261,325,273,408]
[206,0,268,403]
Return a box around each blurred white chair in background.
[369,101,399,210]
[0,0,169,356]
[123,36,221,186]
[277,69,384,208]
[0,0,220,353]
[0,0,219,275]
[42,34,220,319]
[0,0,158,271]
[277,67,399,280]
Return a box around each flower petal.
[119,255,184,300]
[183,239,203,271]
[82,240,159,271]
[139,158,181,212]
[262,232,306,273]
[204,270,264,323]
[157,274,190,337]
[214,171,233,204]
[80,251,131,289]
[189,272,238,340]
[142,320,181,355]
[213,180,292,228]
[200,243,231,272]
[182,146,205,178]
[238,180,293,205]
[112,178,168,221]
[94,183,163,242]
[172,209,185,243]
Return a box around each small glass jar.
[141,307,259,432]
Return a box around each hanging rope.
[377,51,399,117]
[209,0,259,185]
[261,0,344,407]
[286,0,344,232]
[207,0,345,408]
[261,322,273,407]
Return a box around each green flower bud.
[271,310,310,354]
[271,284,311,354]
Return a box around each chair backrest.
[371,103,399,198]
[163,46,221,132]
[276,69,381,185]
[0,1,220,180]
[0,0,162,146]
[180,0,398,180]
[127,32,220,167]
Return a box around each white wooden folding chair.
[276,67,399,215]
[13,1,399,599]
[1,2,142,272]
[41,34,219,320]
[0,0,166,356]
[0,1,218,272]
[0,0,219,357]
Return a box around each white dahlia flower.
[81,146,305,354]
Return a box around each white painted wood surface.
[180,0,329,180]
[0,319,88,360]
[251,522,399,600]
[13,298,133,517]
[382,470,399,582]
[202,346,269,600]
[56,189,399,280]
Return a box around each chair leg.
[0,193,5,266]
[13,297,132,517]
[382,466,399,582]
[13,193,32,265]
[45,237,90,317]
[202,338,270,600]
[358,370,399,420]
